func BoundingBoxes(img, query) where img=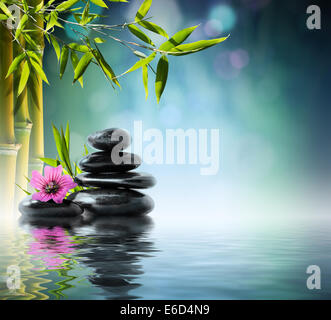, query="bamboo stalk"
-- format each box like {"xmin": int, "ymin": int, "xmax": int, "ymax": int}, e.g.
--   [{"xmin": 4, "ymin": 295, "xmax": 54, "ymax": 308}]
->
[
  {"xmin": 14, "ymin": 31, "xmax": 33, "ymax": 203},
  {"xmin": 27, "ymin": 0, "xmax": 44, "ymax": 176},
  {"xmin": 0, "ymin": 22, "xmax": 20, "ymax": 217},
  {"xmin": 0, "ymin": 23, "xmax": 15, "ymax": 145}
]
